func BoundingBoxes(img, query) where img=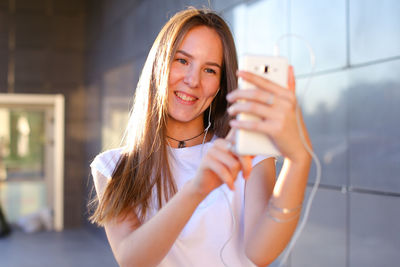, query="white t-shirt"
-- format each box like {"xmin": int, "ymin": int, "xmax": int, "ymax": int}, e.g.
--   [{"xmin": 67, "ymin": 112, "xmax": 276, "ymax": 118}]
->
[{"xmin": 90, "ymin": 138, "xmax": 270, "ymax": 267}]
